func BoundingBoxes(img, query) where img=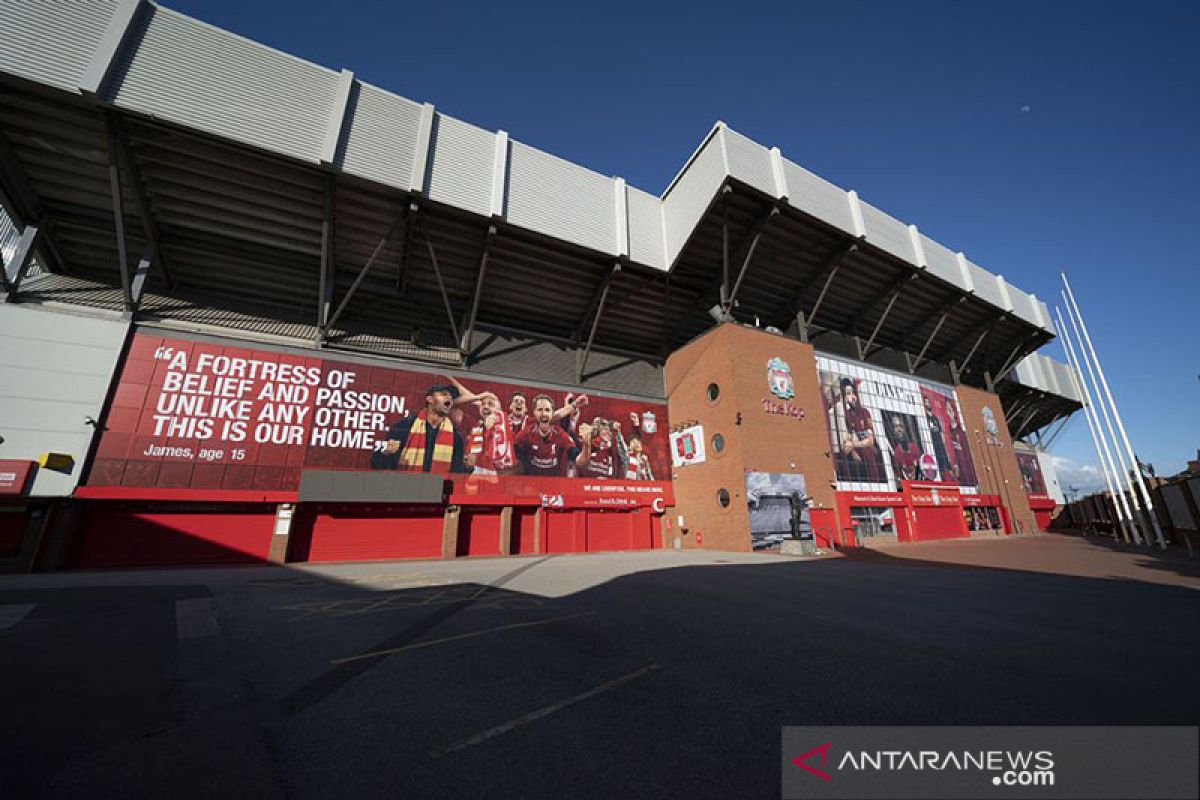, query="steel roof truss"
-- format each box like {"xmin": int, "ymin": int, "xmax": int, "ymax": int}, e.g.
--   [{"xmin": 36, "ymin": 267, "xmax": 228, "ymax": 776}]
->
[
  {"xmin": 724, "ymin": 205, "xmax": 780, "ymax": 317},
  {"xmin": 418, "ymin": 214, "xmax": 462, "ymax": 353},
  {"xmin": 326, "ymin": 217, "xmax": 403, "ymax": 336},
  {"xmin": 910, "ymin": 296, "xmax": 966, "ymax": 373},
  {"xmin": 858, "ymin": 273, "xmax": 917, "ymax": 358},
  {"xmin": 459, "ymin": 225, "xmax": 497, "ymax": 353},
  {"xmin": 316, "ymin": 176, "xmax": 334, "ymax": 341},
  {"xmin": 0, "ymin": 131, "xmax": 69, "ymax": 278},
  {"xmin": 1, "ymin": 222, "xmax": 39, "ymax": 300},
  {"xmin": 577, "ymin": 263, "xmax": 621, "ymax": 383},
  {"xmin": 108, "ymin": 114, "xmax": 175, "ymax": 292}
]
